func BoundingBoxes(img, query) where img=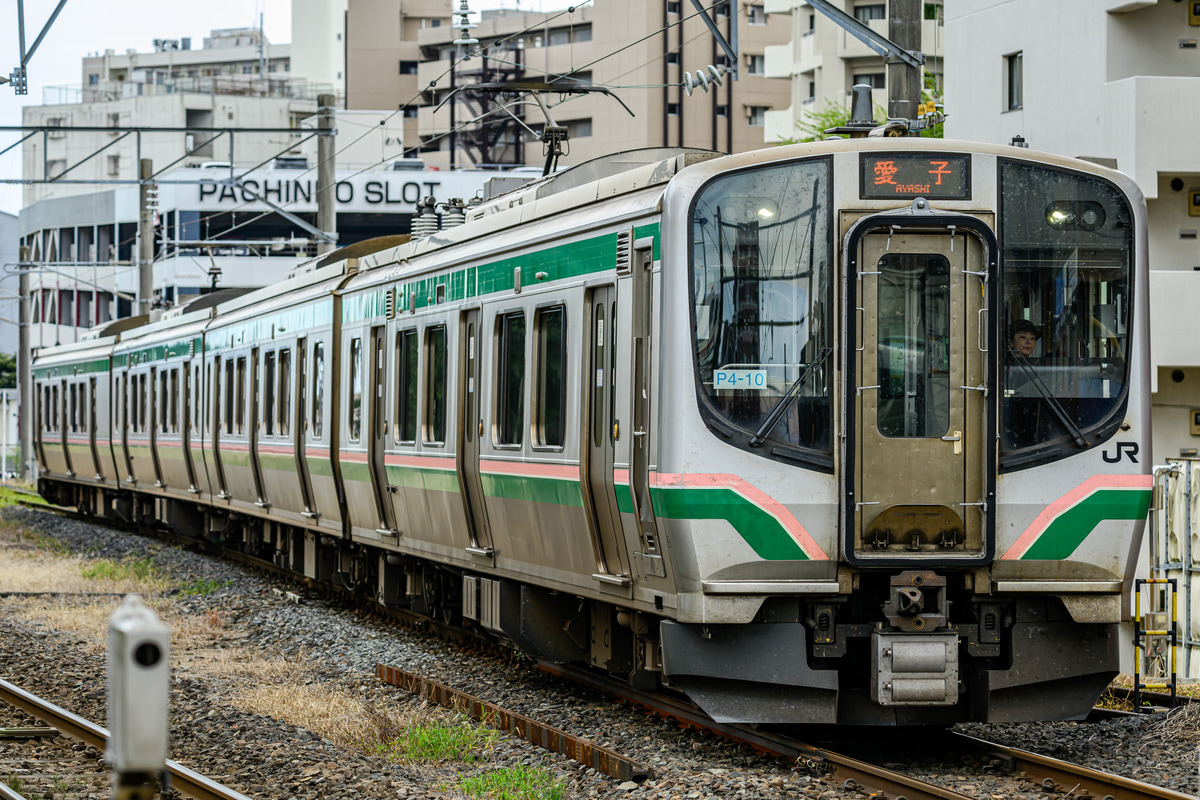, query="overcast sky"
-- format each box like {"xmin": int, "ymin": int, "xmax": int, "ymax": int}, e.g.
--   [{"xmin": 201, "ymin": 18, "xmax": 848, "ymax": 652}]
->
[{"xmin": 0, "ymin": 0, "xmax": 574, "ymax": 216}]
